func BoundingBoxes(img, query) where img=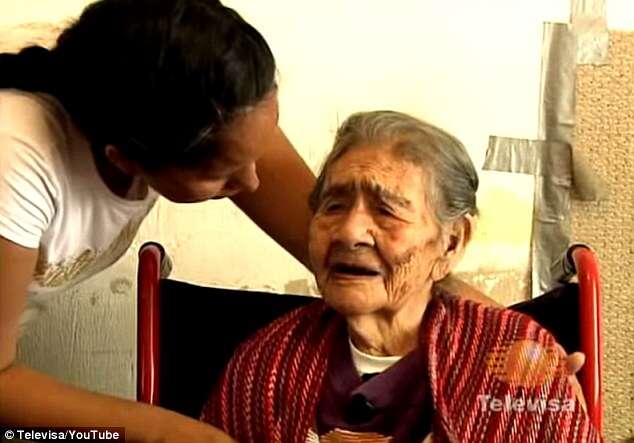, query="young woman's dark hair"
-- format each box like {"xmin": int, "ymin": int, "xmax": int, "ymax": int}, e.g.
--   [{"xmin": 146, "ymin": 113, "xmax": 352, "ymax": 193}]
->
[{"xmin": 0, "ymin": 0, "xmax": 276, "ymax": 168}]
